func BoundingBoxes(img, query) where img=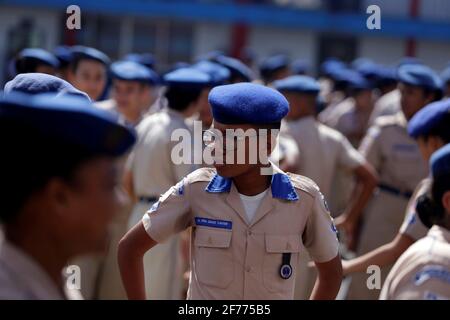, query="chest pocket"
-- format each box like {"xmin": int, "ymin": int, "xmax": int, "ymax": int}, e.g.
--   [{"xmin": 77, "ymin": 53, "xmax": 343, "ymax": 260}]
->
[
  {"xmin": 193, "ymin": 227, "xmax": 234, "ymax": 289},
  {"xmin": 263, "ymin": 234, "xmax": 301, "ymax": 294}
]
